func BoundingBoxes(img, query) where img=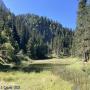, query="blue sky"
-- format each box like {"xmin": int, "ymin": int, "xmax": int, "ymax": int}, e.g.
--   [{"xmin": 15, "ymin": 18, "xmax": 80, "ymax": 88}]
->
[{"xmin": 3, "ymin": 0, "xmax": 78, "ymax": 29}]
